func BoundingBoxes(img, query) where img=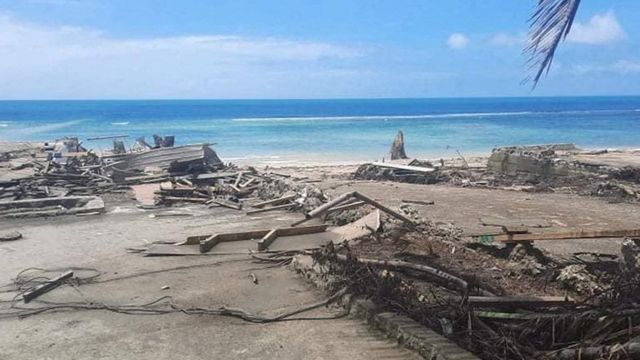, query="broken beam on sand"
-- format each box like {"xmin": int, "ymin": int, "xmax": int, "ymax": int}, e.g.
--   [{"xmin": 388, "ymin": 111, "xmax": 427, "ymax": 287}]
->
[
  {"xmin": 251, "ymin": 194, "xmax": 297, "ymax": 208},
  {"xmin": 22, "ymin": 271, "xmax": 73, "ymax": 303},
  {"xmin": 210, "ymin": 199, "xmax": 242, "ymax": 210},
  {"xmin": 292, "ymin": 191, "xmax": 415, "ymax": 227},
  {"xmin": 473, "ymin": 228, "xmax": 640, "ymax": 243},
  {"xmin": 326, "ymin": 200, "xmax": 366, "ymax": 213},
  {"xmin": 401, "ymin": 199, "xmax": 434, "ymax": 206},
  {"xmin": 246, "ymin": 203, "xmax": 295, "ymax": 215},
  {"xmin": 468, "ymin": 296, "xmax": 573, "ymax": 307},
  {"xmin": 369, "ymin": 162, "xmax": 435, "ymax": 173},
  {"xmin": 257, "ymin": 225, "xmax": 328, "ymax": 251},
  {"xmin": 197, "ymin": 225, "xmax": 328, "ymax": 253}
]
